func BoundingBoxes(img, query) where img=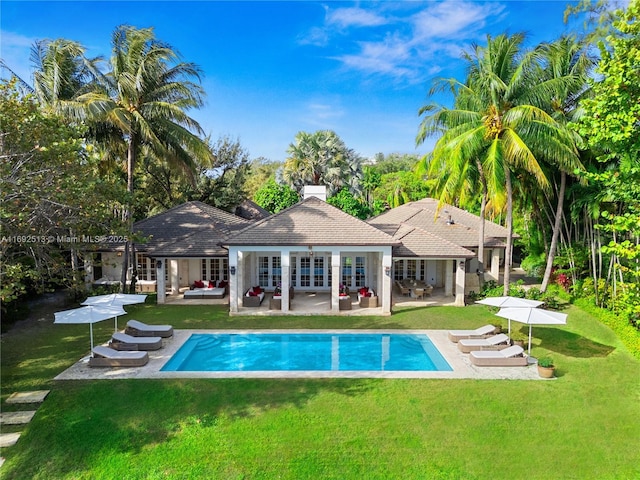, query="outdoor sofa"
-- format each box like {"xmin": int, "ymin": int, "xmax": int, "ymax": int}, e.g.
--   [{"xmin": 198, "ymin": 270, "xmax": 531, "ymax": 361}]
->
[
  {"xmin": 457, "ymin": 333, "xmax": 510, "ymax": 353},
  {"xmin": 125, "ymin": 319, "xmax": 173, "ymax": 338},
  {"xmin": 243, "ymin": 286, "xmax": 265, "ymax": 307},
  {"xmin": 448, "ymin": 324, "xmax": 497, "ymax": 343},
  {"xmin": 183, "ymin": 280, "xmax": 228, "ymax": 299},
  {"xmin": 88, "ymin": 346, "xmax": 149, "ymax": 367},
  {"xmin": 469, "ymin": 345, "xmax": 528, "ymax": 367},
  {"xmin": 109, "ymin": 332, "xmax": 163, "ymax": 351}
]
